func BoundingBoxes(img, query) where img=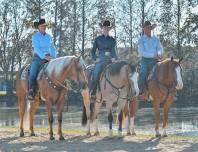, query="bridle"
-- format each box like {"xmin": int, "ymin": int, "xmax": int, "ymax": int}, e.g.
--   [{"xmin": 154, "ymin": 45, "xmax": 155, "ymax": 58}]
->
[
  {"xmin": 103, "ymin": 63, "xmax": 135, "ymax": 102},
  {"xmin": 150, "ymin": 62, "xmax": 182, "ymax": 102}
]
